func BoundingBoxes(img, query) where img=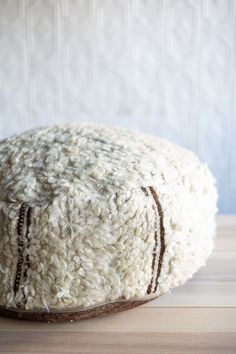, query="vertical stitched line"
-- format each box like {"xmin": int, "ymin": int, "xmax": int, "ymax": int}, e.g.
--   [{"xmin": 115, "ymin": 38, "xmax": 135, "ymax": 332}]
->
[
  {"xmin": 141, "ymin": 186, "xmax": 148, "ymax": 197},
  {"xmin": 141, "ymin": 186, "xmax": 158, "ymax": 294},
  {"xmin": 22, "ymin": 206, "xmax": 32, "ymax": 305},
  {"xmin": 148, "ymin": 186, "xmax": 165, "ymax": 293},
  {"xmin": 14, "ymin": 203, "xmax": 28, "ymax": 295},
  {"xmin": 147, "ymin": 229, "xmax": 158, "ymax": 295},
  {"xmin": 23, "ymin": 206, "xmax": 32, "ymax": 280}
]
